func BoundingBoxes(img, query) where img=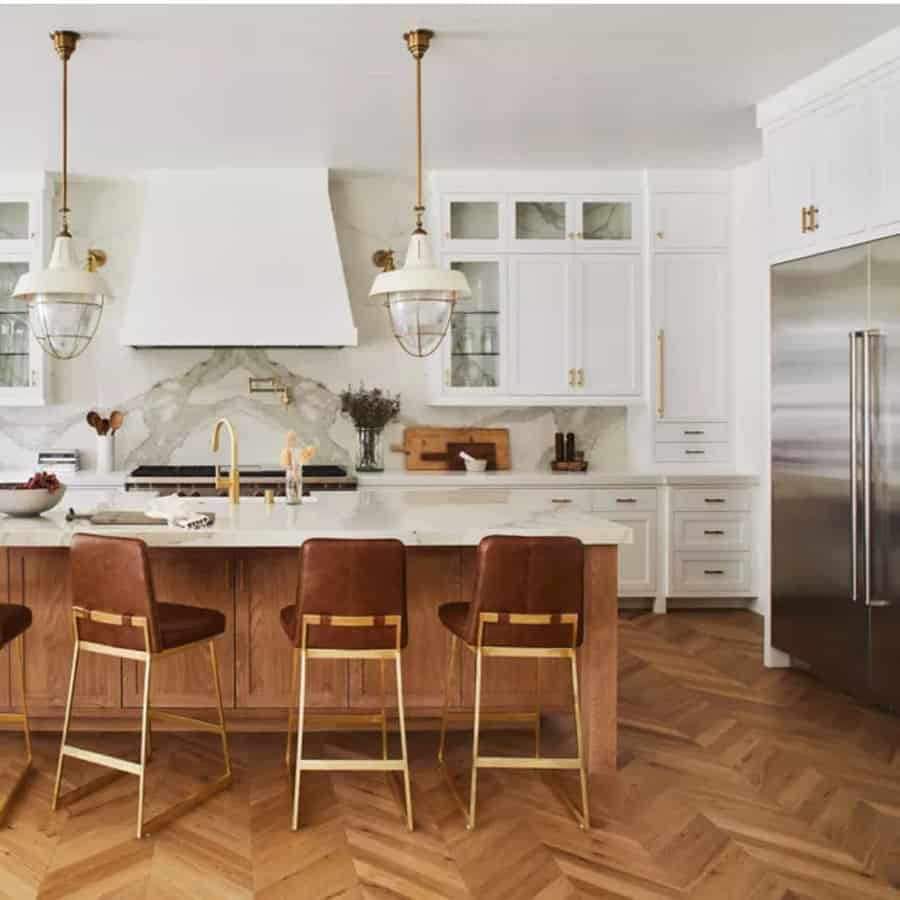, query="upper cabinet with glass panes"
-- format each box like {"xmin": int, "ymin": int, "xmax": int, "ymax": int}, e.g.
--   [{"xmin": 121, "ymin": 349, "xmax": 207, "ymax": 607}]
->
[
  {"xmin": 439, "ymin": 195, "xmax": 507, "ymax": 252},
  {"xmin": 0, "ymin": 173, "xmax": 52, "ymax": 406},
  {"xmin": 509, "ymin": 195, "xmax": 641, "ymax": 252}
]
